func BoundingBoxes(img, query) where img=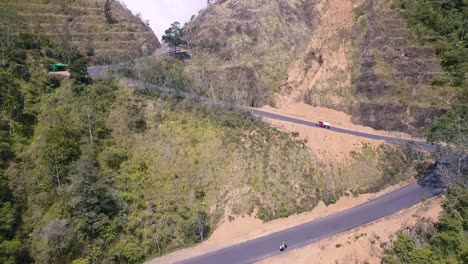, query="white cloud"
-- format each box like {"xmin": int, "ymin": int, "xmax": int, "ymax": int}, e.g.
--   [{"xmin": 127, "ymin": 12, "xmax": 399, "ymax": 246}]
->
[{"xmin": 119, "ymin": 0, "xmax": 206, "ymax": 40}]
